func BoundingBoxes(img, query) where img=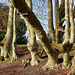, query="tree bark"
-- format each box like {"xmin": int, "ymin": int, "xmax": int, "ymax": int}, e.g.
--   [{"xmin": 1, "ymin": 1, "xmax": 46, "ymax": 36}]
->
[
  {"xmin": 67, "ymin": 0, "xmax": 75, "ymax": 74},
  {"xmin": 55, "ymin": 0, "xmax": 59, "ymax": 43},
  {"xmin": 69, "ymin": 0, "xmax": 74, "ymax": 44},
  {"xmin": 0, "ymin": 3, "xmax": 13, "ymax": 58},
  {"xmin": 63, "ymin": 0, "xmax": 69, "ymax": 44},
  {"xmin": 48, "ymin": 0, "xmax": 55, "ymax": 44},
  {"xmin": 9, "ymin": 0, "xmax": 58, "ymax": 70},
  {"xmin": 62, "ymin": 0, "xmax": 70, "ymax": 69},
  {"xmin": 26, "ymin": 0, "xmax": 39, "ymax": 66},
  {"xmin": 59, "ymin": 0, "xmax": 65, "ymax": 26},
  {"xmin": 12, "ymin": 8, "xmax": 18, "ymax": 60},
  {"xmin": 62, "ymin": 0, "xmax": 74, "ymax": 69},
  {"xmin": 67, "ymin": 56, "xmax": 75, "ymax": 75}
]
